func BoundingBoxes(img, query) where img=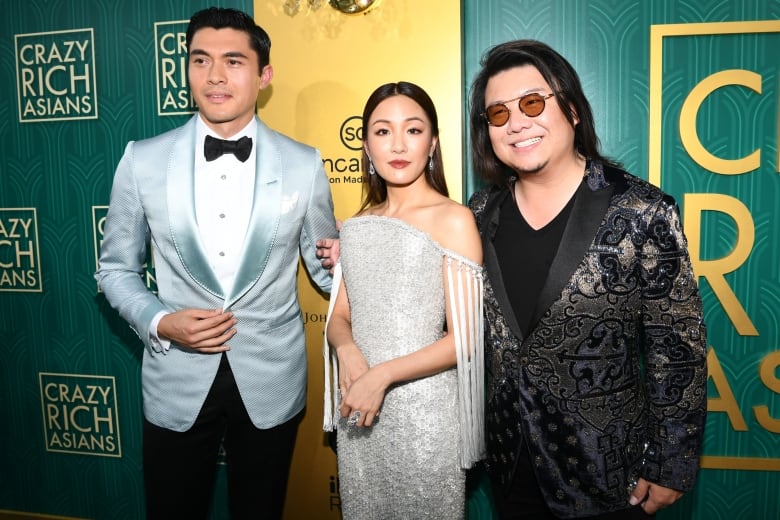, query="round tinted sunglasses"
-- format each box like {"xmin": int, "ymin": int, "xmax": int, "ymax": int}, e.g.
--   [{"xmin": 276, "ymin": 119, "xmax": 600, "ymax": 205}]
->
[{"xmin": 483, "ymin": 92, "xmax": 555, "ymax": 126}]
